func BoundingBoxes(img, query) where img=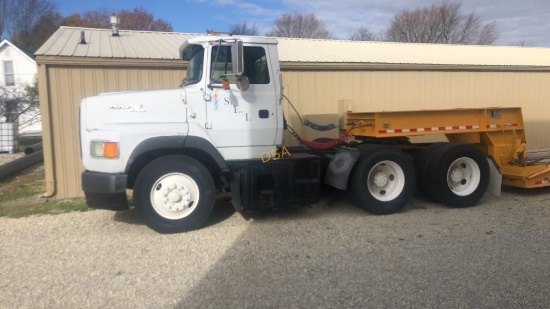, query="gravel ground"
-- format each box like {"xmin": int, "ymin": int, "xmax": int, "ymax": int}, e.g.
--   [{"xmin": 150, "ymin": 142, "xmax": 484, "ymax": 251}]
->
[{"xmin": 0, "ymin": 189, "xmax": 549, "ymax": 308}]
